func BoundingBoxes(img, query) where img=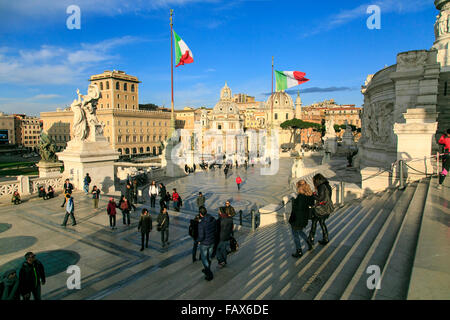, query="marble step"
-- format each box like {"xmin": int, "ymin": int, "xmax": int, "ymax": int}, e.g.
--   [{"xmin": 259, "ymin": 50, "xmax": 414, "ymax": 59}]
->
[
  {"xmin": 285, "ymin": 190, "xmax": 398, "ymax": 300},
  {"xmin": 321, "ymin": 181, "xmax": 418, "ymax": 300},
  {"xmin": 372, "ymin": 178, "xmax": 429, "ymax": 300},
  {"xmin": 208, "ymin": 193, "xmax": 388, "ymax": 300}
]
